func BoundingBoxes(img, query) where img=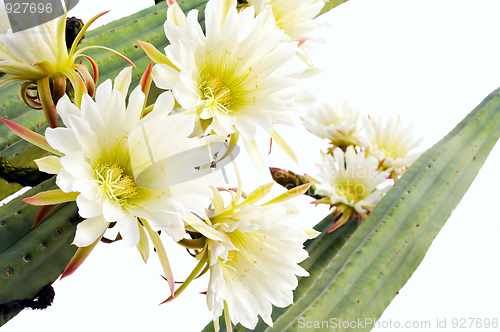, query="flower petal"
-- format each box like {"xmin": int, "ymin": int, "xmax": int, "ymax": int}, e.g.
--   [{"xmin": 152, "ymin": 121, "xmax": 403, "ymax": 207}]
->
[
  {"xmin": 73, "ymin": 215, "xmax": 109, "ymax": 247},
  {"xmin": 35, "ymin": 156, "xmax": 62, "ymax": 174},
  {"xmin": 152, "ymin": 63, "xmax": 180, "ymax": 89},
  {"xmin": 102, "ymin": 198, "xmax": 125, "ymax": 221},
  {"xmin": 76, "ymin": 195, "xmax": 103, "ymax": 219},
  {"xmin": 114, "ymin": 66, "xmax": 133, "ymax": 98},
  {"xmin": 117, "ymin": 215, "xmax": 140, "ymax": 247},
  {"xmin": 45, "ymin": 127, "xmax": 81, "ymax": 155}
]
